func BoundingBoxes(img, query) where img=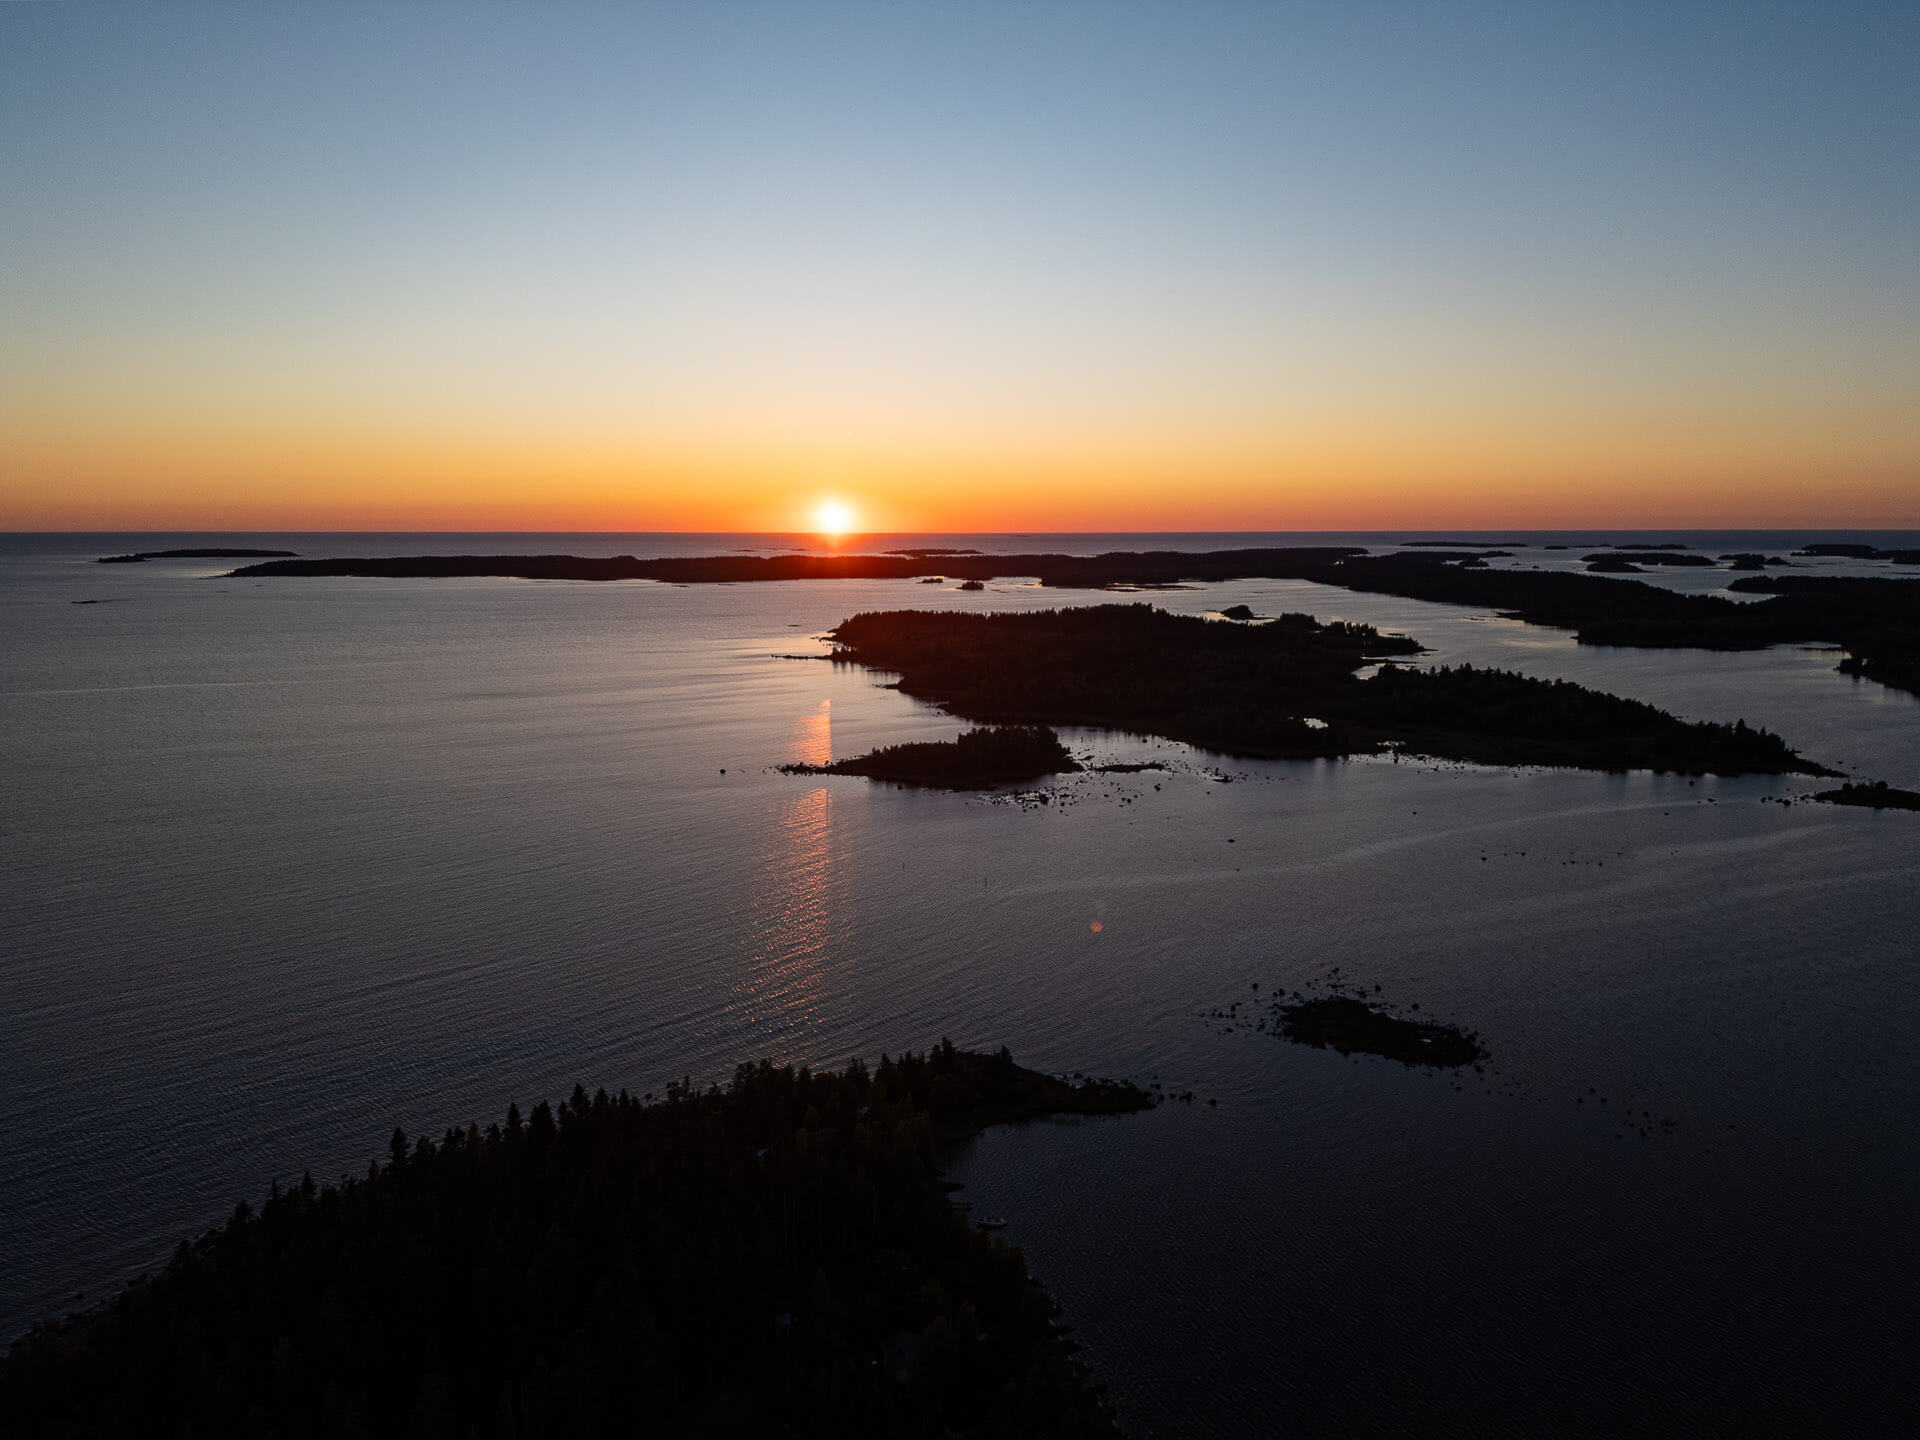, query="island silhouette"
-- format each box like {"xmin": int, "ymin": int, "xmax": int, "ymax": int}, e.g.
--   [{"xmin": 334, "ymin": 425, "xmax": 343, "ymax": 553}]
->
[
  {"xmin": 228, "ymin": 547, "xmax": 1920, "ymax": 698},
  {"xmin": 784, "ymin": 724, "xmax": 1080, "ymax": 789},
  {"xmin": 813, "ymin": 604, "xmax": 1826, "ymax": 775},
  {"xmin": 0, "ymin": 1045, "xmax": 1148, "ymax": 1438},
  {"xmin": 1277, "ymin": 996, "xmax": 1484, "ymax": 1068},
  {"xmin": 1812, "ymin": 781, "xmax": 1920, "ymax": 812},
  {"xmin": 100, "ymin": 548, "xmax": 297, "ymax": 563}
]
